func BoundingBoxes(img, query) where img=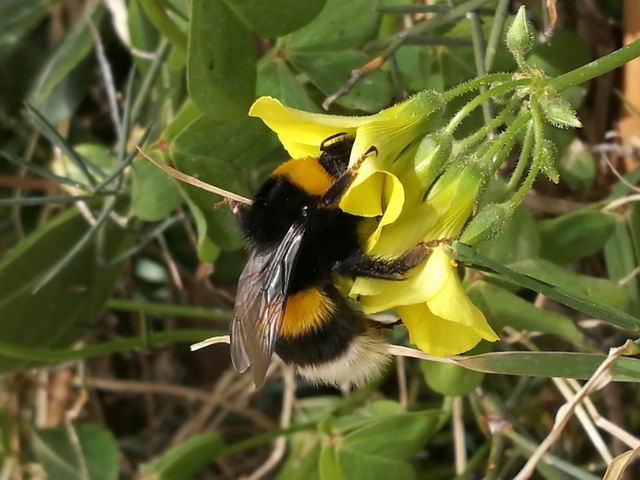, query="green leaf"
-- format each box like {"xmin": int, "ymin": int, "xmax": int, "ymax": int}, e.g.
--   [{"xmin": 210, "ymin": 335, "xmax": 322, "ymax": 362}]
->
[
  {"xmin": 138, "ymin": 0, "xmax": 187, "ymax": 52},
  {"xmin": 319, "ymin": 444, "xmax": 344, "ymax": 480},
  {"xmin": 0, "ymin": 0, "xmax": 48, "ymax": 55},
  {"xmin": 508, "ymin": 258, "xmax": 627, "ymax": 310},
  {"xmin": 128, "ymin": 0, "xmax": 159, "ymax": 74},
  {"xmin": 257, "ymin": 58, "xmax": 319, "ymax": 111},
  {"xmin": 187, "ymin": 0, "xmax": 256, "ymax": 119},
  {"xmin": 468, "ymin": 282, "xmax": 582, "ymax": 345},
  {"xmin": 395, "ymin": 46, "xmax": 439, "ymax": 93},
  {"xmin": 288, "ymin": 50, "xmax": 393, "ymax": 112},
  {"xmin": 131, "ymin": 157, "xmax": 182, "ymax": 221},
  {"xmin": 287, "ymin": 0, "xmax": 380, "ymax": 52},
  {"xmin": 140, "ymin": 432, "xmax": 223, "ymax": 480},
  {"xmin": 222, "ymin": 0, "xmax": 326, "ymax": 37},
  {"xmin": 54, "ymin": 144, "xmax": 115, "ymax": 188},
  {"xmin": 171, "ymin": 115, "xmax": 276, "ymax": 256},
  {"xmin": 30, "ymin": 3, "xmax": 104, "ymax": 106},
  {"xmin": 421, "ymin": 359, "xmax": 486, "ymax": 397},
  {"xmin": 342, "ymin": 412, "xmax": 436, "ymax": 460},
  {"xmin": 607, "ymin": 166, "xmax": 640, "ymax": 201},
  {"xmin": 559, "ymin": 141, "xmax": 596, "ymax": 194},
  {"xmin": 161, "ymin": 100, "xmax": 202, "ymax": 143},
  {"xmin": 30, "ymin": 423, "xmax": 118, "ymax": 480},
  {"xmin": 540, "ymin": 209, "xmax": 617, "ymax": 264},
  {"xmin": 0, "ymin": 207, "xmax": 132, "ymax": 373},
  {"xmin": 334, "ymin": 412, "xmax": 438, "ymax": 480},
  {"xmin": 276, "ymin": 439, "xmax": 321, "ymax": 480},
  {"xmin": 454, "ymin": 242, "xmax": 640, "ymax": 333},
  {"xmin": 604, "ymin": 215, "xmax": 640, "ymax": 313},
  {"xmin": 34, "ymin": 56, "xmax": 93, "ymax": 124},
  {"xmin": 457, "ymin": 351, "xmax": 640, "ymax": 383},
  {"xmin": 337, "ymin": 449, "xmax": 415, "ymax": 480}
]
